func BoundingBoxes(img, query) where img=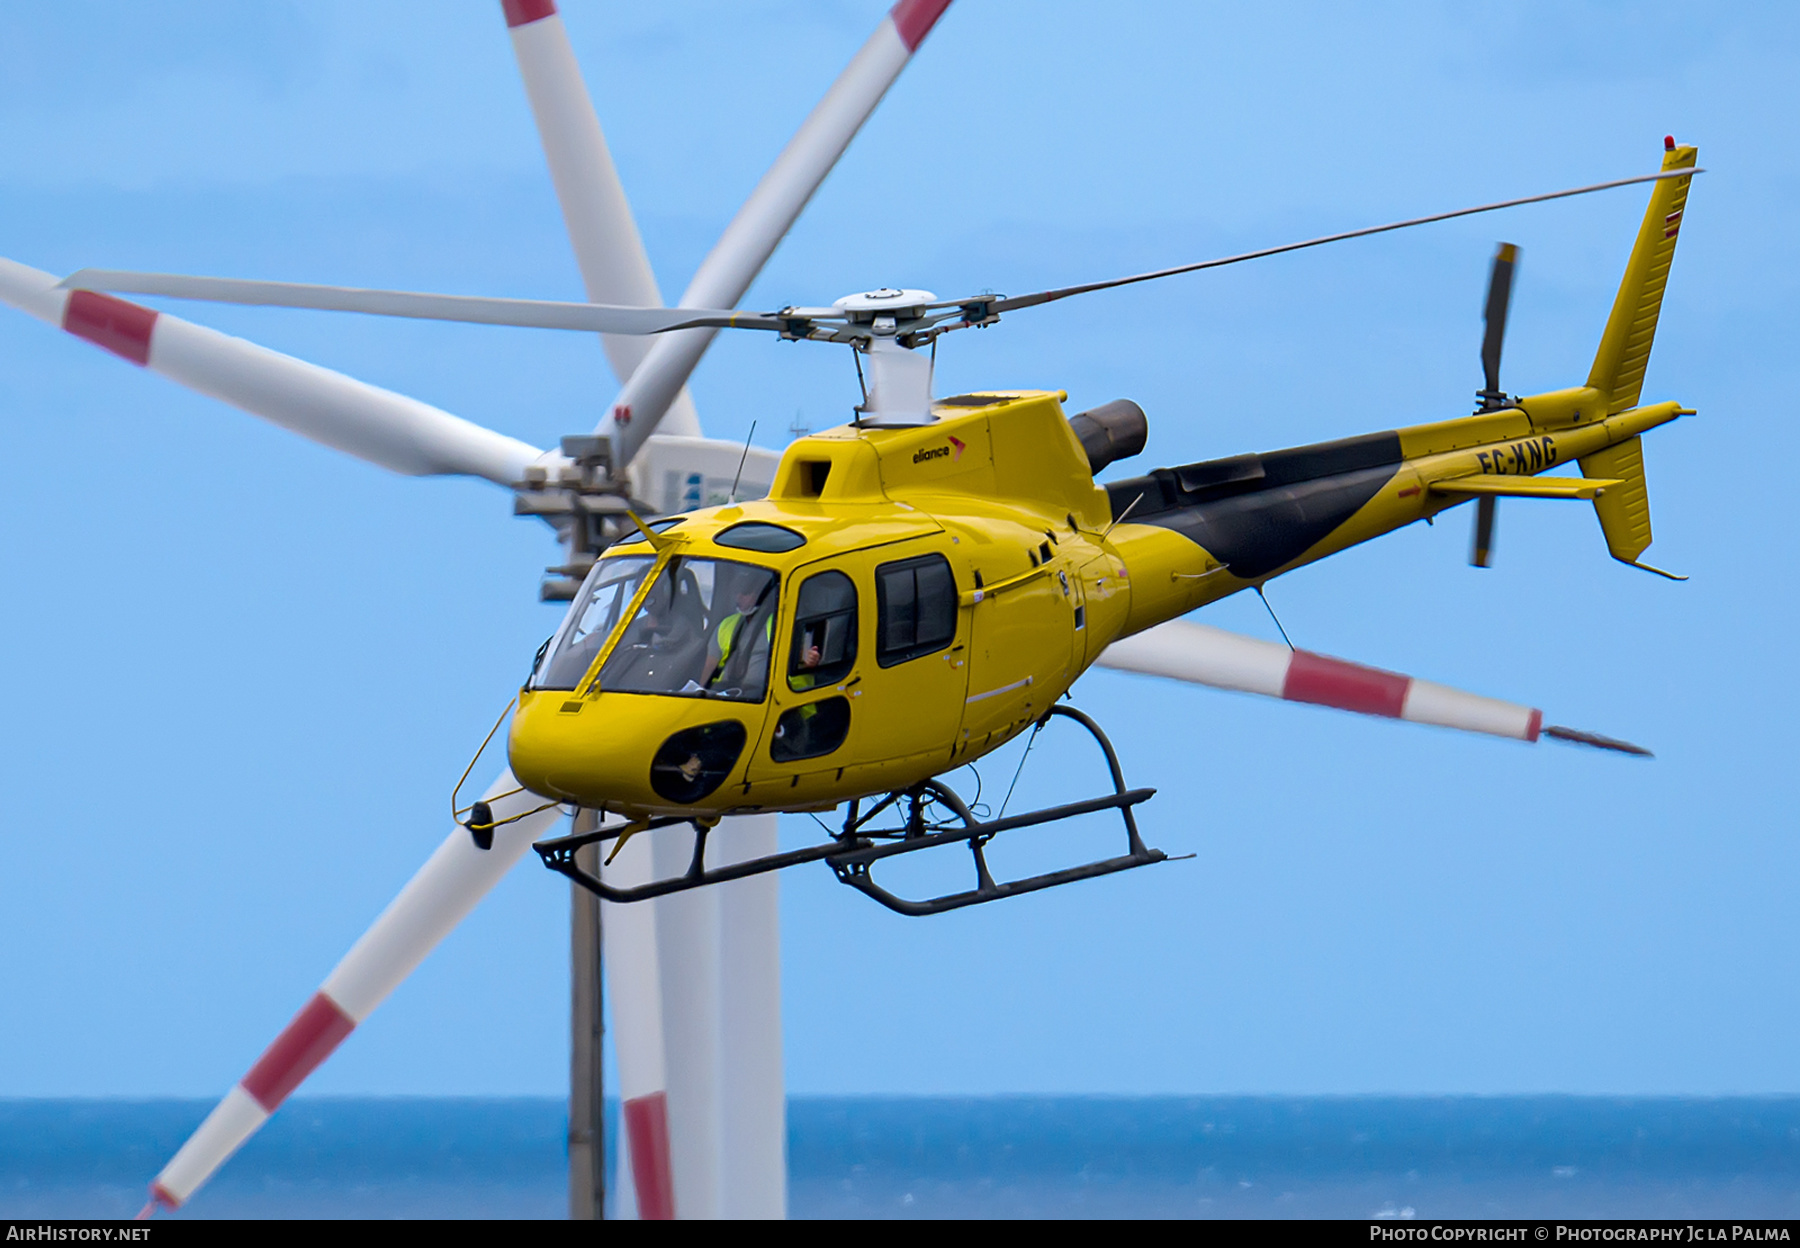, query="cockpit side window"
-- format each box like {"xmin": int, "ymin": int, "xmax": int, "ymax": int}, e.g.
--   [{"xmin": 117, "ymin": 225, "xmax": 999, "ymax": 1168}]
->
[
  {"xmin": 789, "ymin": 570, "xmax": 858, "ymax": 690},
  {"xmin": 532, "ymin": 555, "xmax": 655, "ymax": 691},
  {"xmin": 875, "ymin": 553, "xmax": 958, "ymax": 667}
]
